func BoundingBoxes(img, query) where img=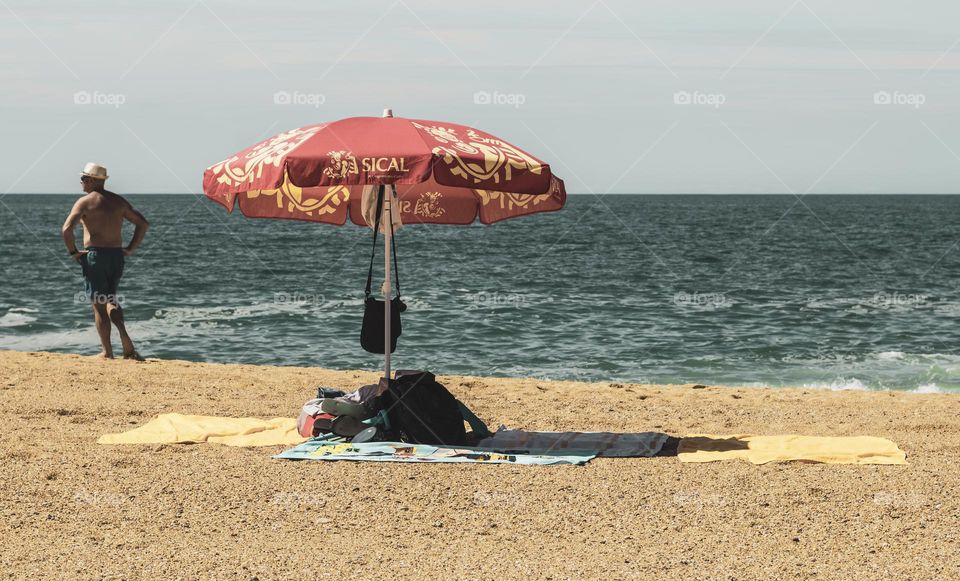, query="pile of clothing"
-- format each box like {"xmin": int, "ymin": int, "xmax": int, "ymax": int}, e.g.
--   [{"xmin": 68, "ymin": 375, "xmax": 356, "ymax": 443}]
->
[{"xmin": 297, "ymin": 384, "xmax": 383, "ymax": 441}]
